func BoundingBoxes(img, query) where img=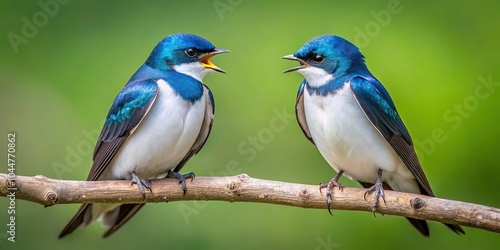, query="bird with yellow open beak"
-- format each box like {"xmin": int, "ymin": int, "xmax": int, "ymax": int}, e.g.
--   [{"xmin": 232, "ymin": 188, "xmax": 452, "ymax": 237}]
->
[{"xmin": 59, "ymin": 33, "xmax": 229, "ymax": 238}]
